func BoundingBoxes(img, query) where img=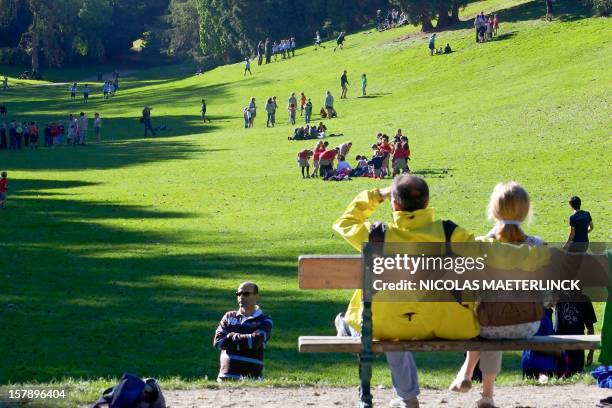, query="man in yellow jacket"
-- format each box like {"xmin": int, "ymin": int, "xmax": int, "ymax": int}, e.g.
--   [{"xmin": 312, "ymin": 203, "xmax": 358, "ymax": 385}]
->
[{"xmin": 333, "ymin": 174, "xmax": 480, "ymax": 408}]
